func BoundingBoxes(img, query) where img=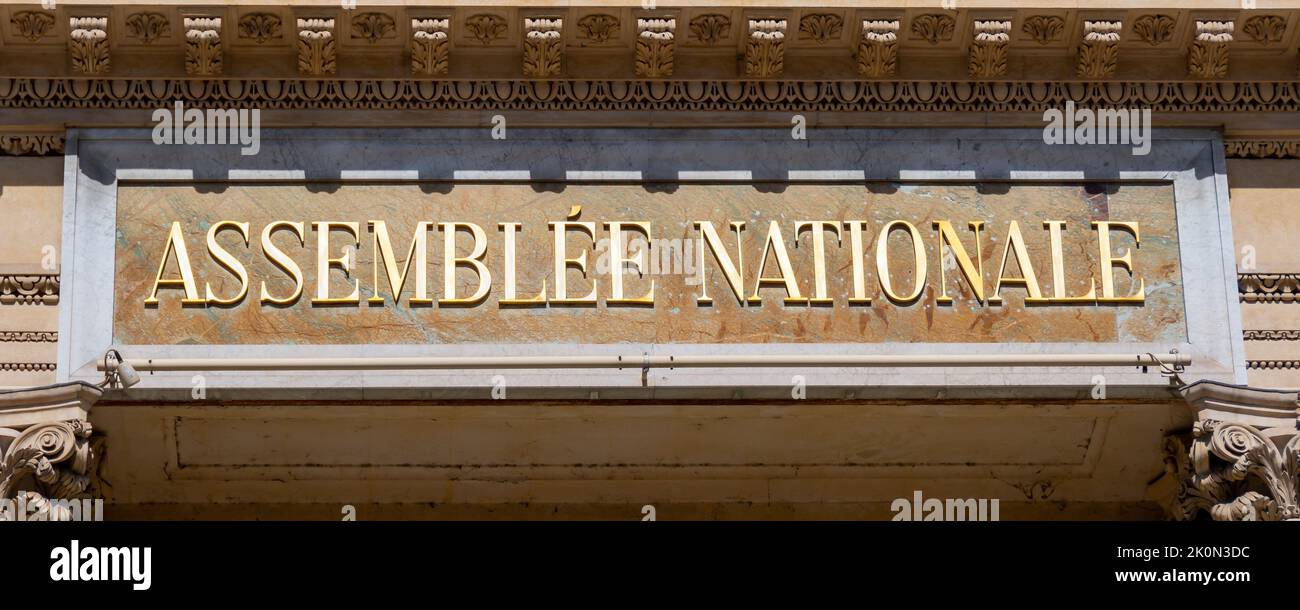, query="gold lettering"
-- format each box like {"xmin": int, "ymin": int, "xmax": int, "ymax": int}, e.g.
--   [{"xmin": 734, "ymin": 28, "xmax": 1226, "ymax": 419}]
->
[
  {"xmin": 312, "ymin": 221, "xmax": 361, "ymax": 305},
  {"xmin": 549, "ymin": 220, "xmax": 598, "ymax": 304},
  {"xmin": 695, "ymin": 221, "xmax": 747, "ymax": 305},
  {"xmin": 876, "ymin": 220, "xmax": 927, "ymax": 305},
  {"xmin": 1093, "ymin": 221, "xmax": 1145, "ymax": 303},
  {"xmin": 498, "ymin": 222, "xmax": 547, "ymax": 305},
  {"xmin": 933, "ymin": 220, "xmax": 985, "ymax": 305},
  {"xmin": 439, "ymin": 222, "xmax": 492, "ymax": 306},
  {"xmin": 145, "ymin": 221, "xmax": 203, "ymax": 305},
  {"xmin": 205, "ymin": 220, "xmax": 251, "ymax": 305},
  {"xmin": 368, "ymin": 220, "xmax": 432, "ymax": 305},
  {"xmin": 259, "ymin": 221, "xmax": 305, "ymax": 306},
  {"xmin": 843, "ymin": 221, "xmax": 872, "ymax": 305},
  {"xmin": 990, "ymin": 220, "xmax": 1048, "ymax": 304},
  {"xmin": 795, "ymin": 221, "xmax": 841, "ymax": 304},
  {"xmin": 749, "ymin": 220, "xmax": 805, "ymax": 304},
  {"xmin": 605, "ymin": 221, "xmax": 655, "ymax": 305},
  {"xmin": 1044, "ymin": 221, "xmax": 1097, "ymax": 303}
]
